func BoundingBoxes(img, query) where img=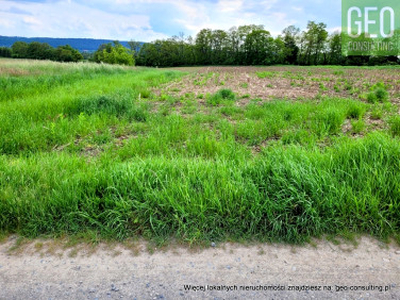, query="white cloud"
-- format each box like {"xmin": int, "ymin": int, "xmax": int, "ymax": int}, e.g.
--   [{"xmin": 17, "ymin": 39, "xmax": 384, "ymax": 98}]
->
[
  {"xmin": 23, "ymin": 16, "xmax": 42, "ymax": 26},
  {"xmin": 328, "ymin": 26, "xmax": 342, "ymax": 34},
  {"xmin": 0, "ymin": 0, "xmax": 342, "ymax": 41},
  {"xmin": 217, "ymin": 0, "xmax": 243, "ymax": 13},
  {"xmin": 0, "ymin": 0, "xmax": 168, "ymax": 41}
]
